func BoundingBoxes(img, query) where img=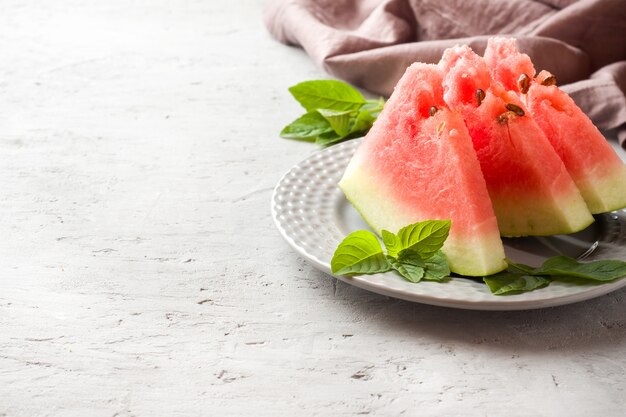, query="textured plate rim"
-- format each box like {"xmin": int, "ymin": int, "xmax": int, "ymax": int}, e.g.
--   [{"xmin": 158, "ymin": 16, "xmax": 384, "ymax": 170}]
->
[{"xmin": 271, "ymin": 140, "xmax": 626, "ymax": 311}]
